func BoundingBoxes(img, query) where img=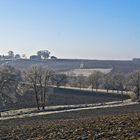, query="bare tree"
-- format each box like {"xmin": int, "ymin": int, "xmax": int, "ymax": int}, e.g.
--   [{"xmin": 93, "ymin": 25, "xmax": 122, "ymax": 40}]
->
[
  {"xmin": 0, "ymin": 65, "xmax": 20, "ymax": 116},
  {"xmin": 37, "ymin": 50, "xmax": 50, "ymax": 59},
  {"xmin": 22, "ymin": 54, "xmax": 27, "ymax": 59},
  {"xmin": 24, "ymin": 65, "xmax": 52, "ymax": 110},
  {"xmin": 8, "ymin": 50, "xmax": 14, "ymax": 58},
  {"xmin": 88, "ymin": 71, "xmax": 104, "ymax": 92},
  {"xmin": 112, "ymin": 73, "xmax": 125, "ymax": 94},
  {"xmin": 103, "ymin": 75, "xmax": 113, "ymax": 93},
  {"xmin": 129, "ymin": 70, "xmax": 140, "ymax": 98},
  {"xmin": 77, "ymin": 74, "xmax": 86, "ymax": 90},
  {"xmin": 52, "ymin": 73, "xmax": 67, "ymax": 88},
  {"xmin": 124, "ymin": 75, "xmax": 131, "ymax": 94},
  {"xmin": 67, "ymin": 72, "xmax": 77, "ymax": 87}
]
